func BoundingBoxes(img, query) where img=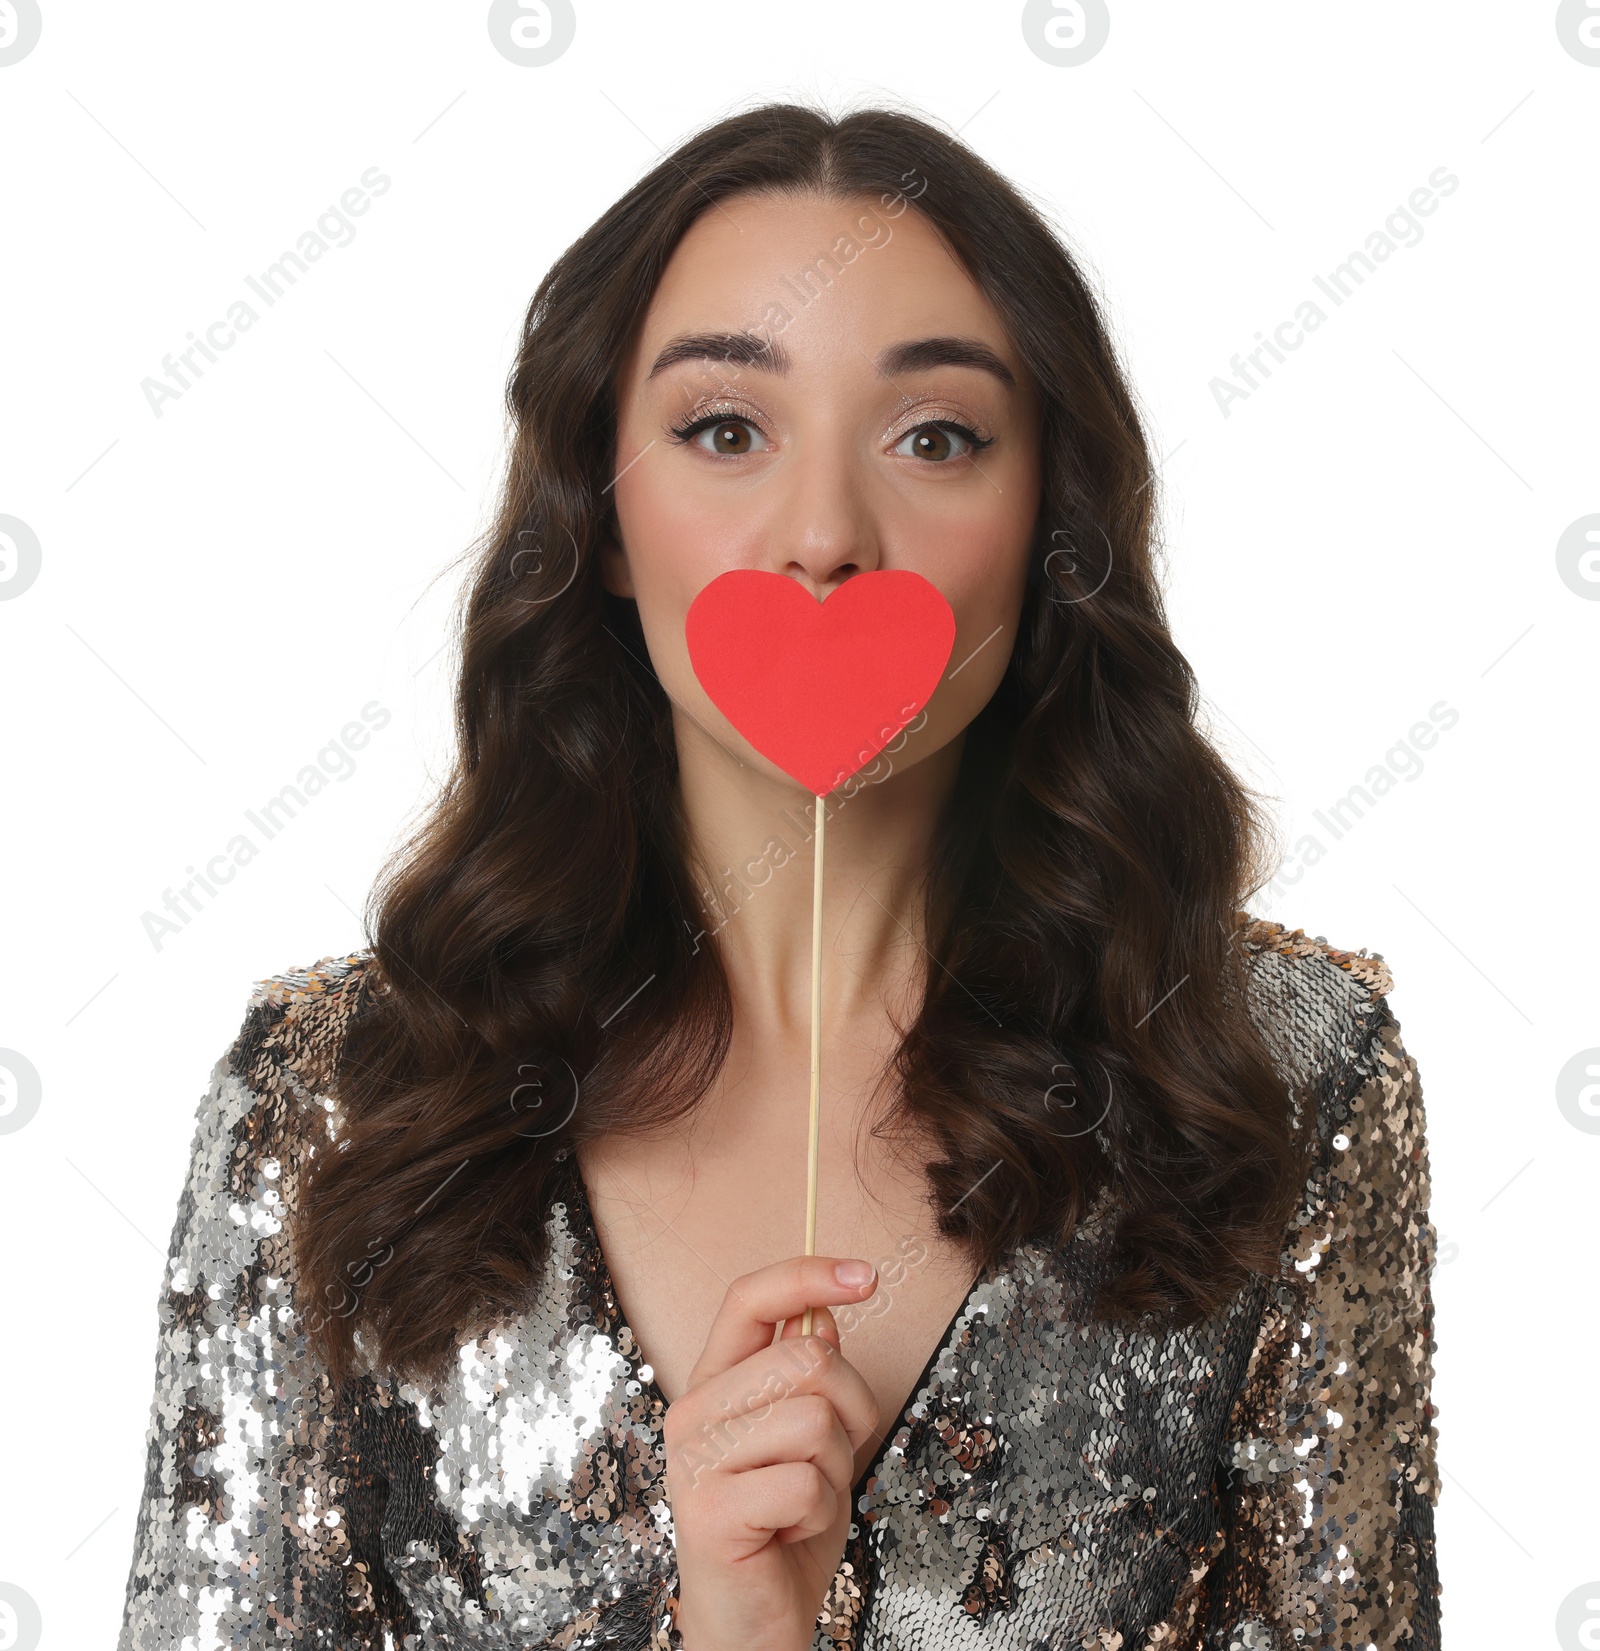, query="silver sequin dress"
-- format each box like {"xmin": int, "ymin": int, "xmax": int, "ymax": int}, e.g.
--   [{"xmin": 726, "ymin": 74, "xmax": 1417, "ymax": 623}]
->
[{"xmin": 117, "ymin": 919, "xmax": 1441, "ymax": 1649}]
